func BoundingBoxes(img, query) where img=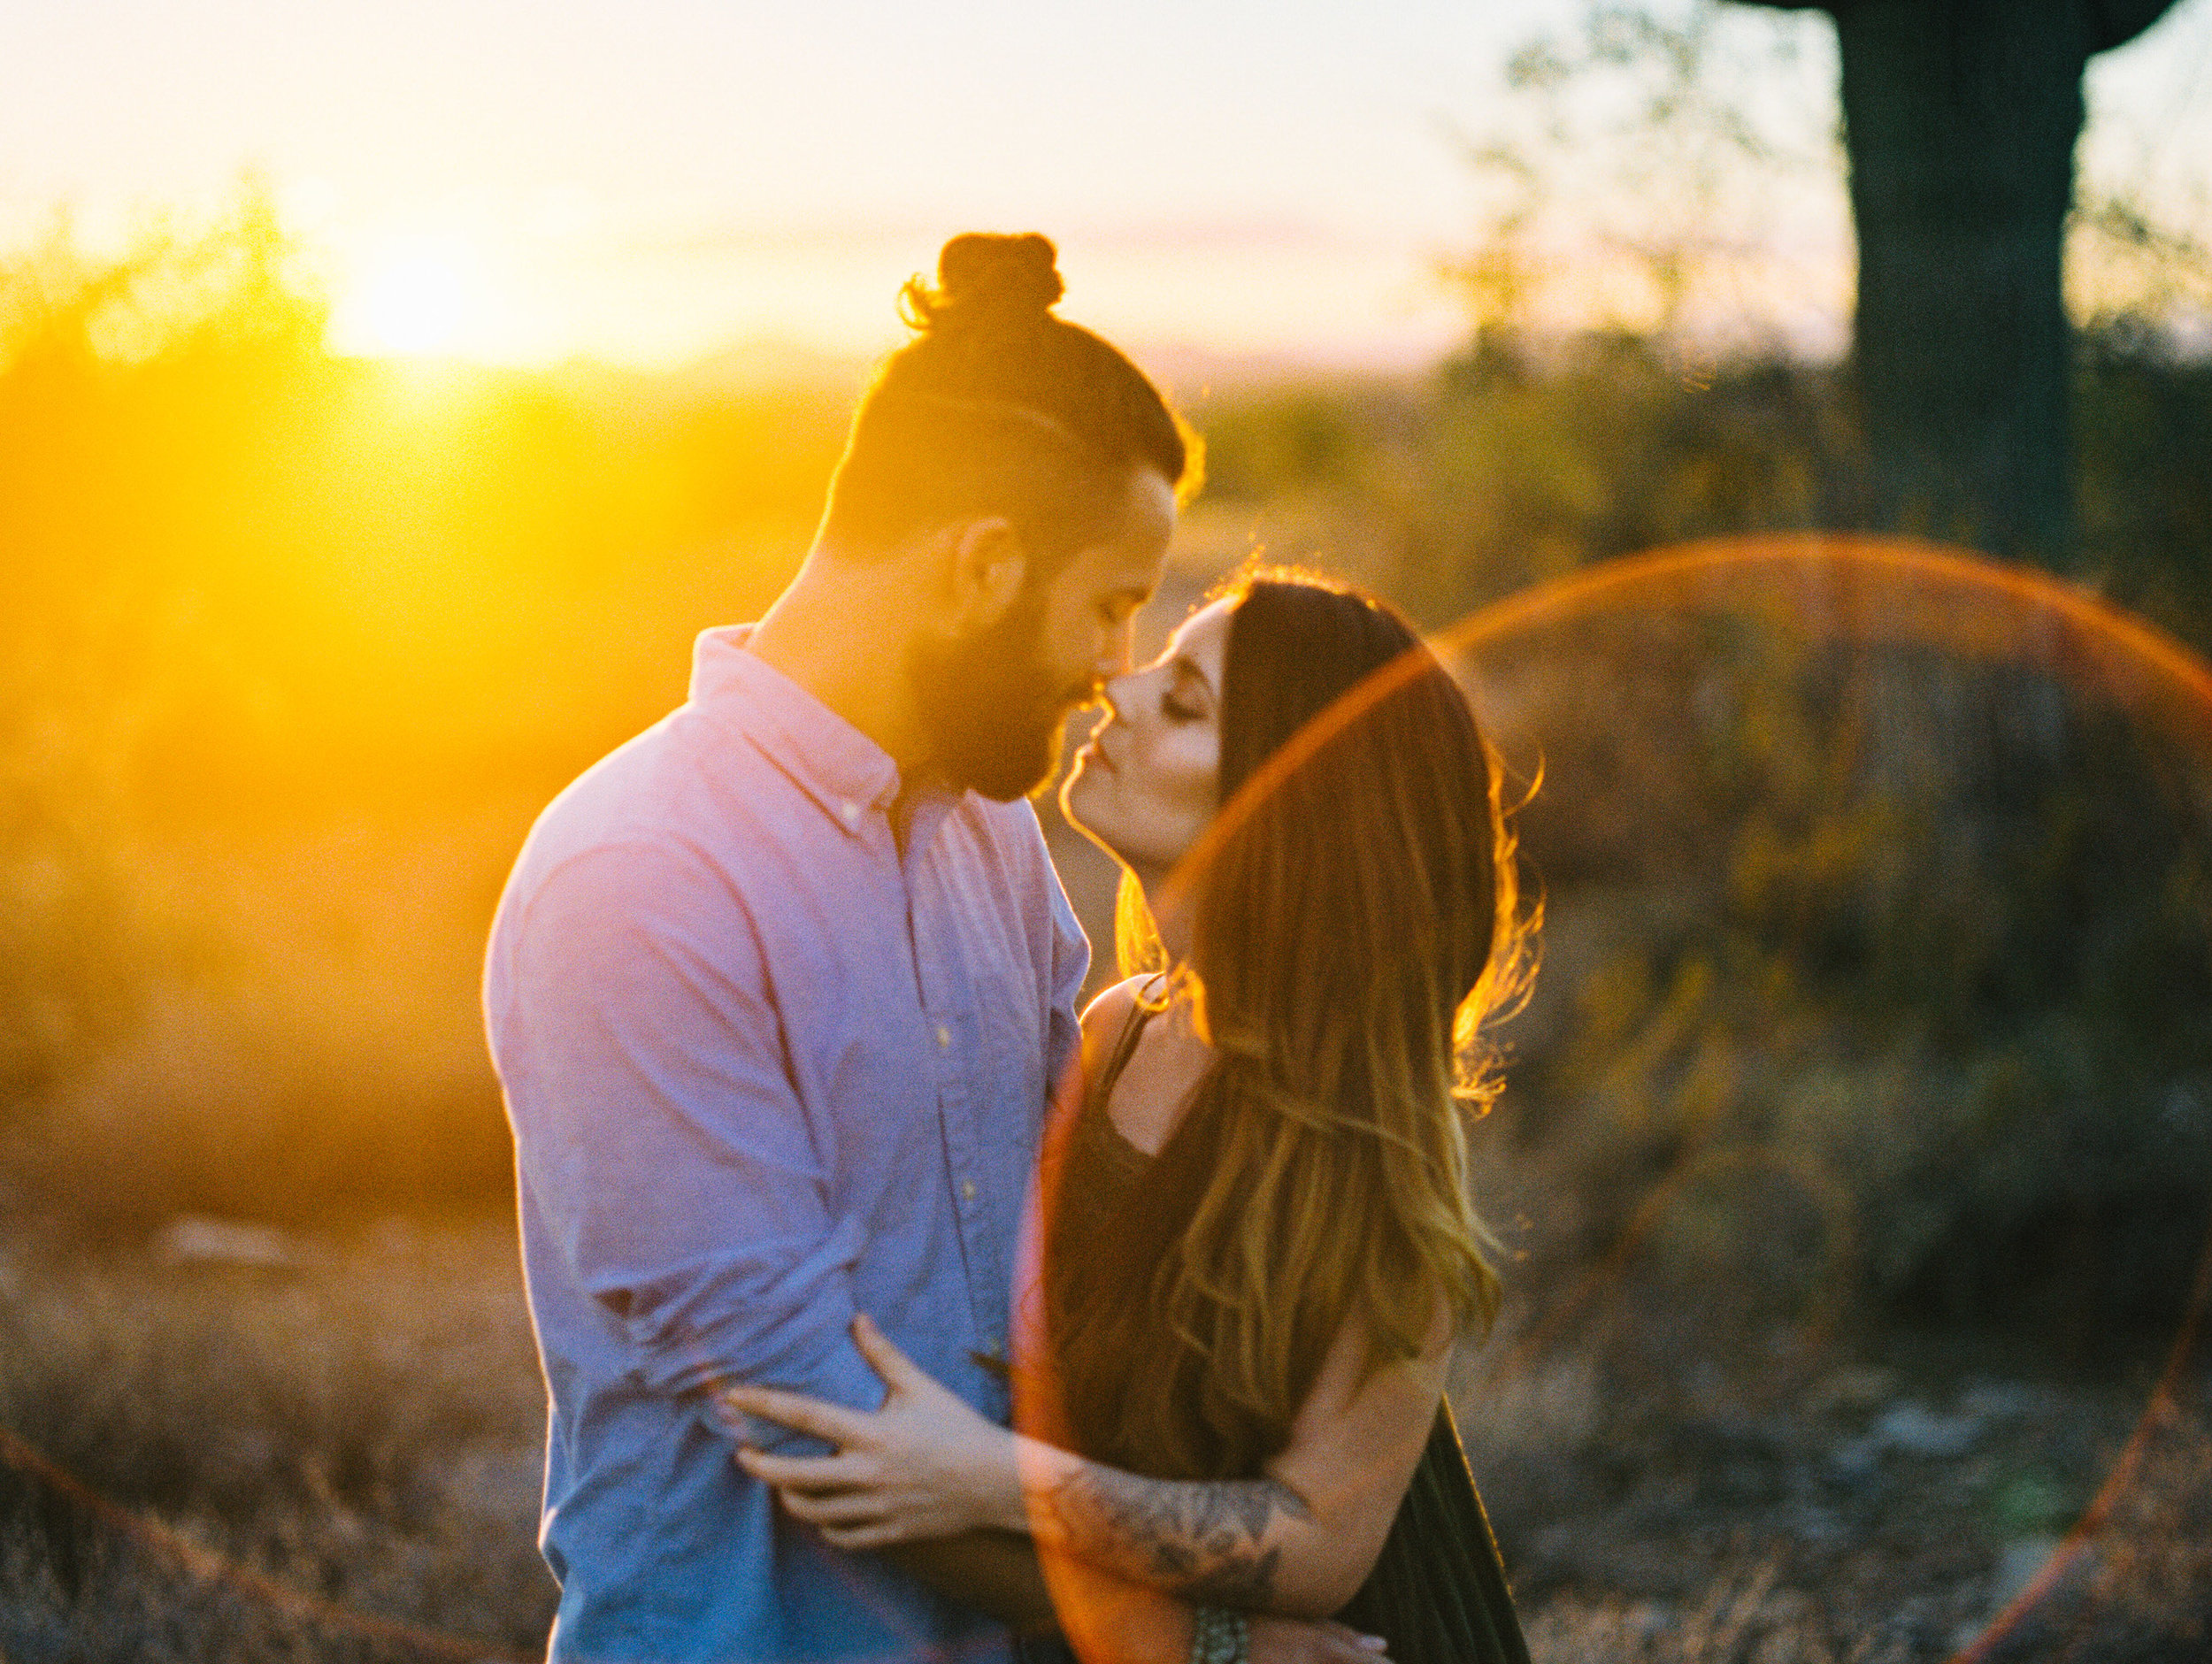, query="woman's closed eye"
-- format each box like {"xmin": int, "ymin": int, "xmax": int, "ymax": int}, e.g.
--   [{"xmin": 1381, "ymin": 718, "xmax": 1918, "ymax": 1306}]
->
[{"xmin": 1162, "ymin": 693, "xmax": 1204, "ymax": 723}]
